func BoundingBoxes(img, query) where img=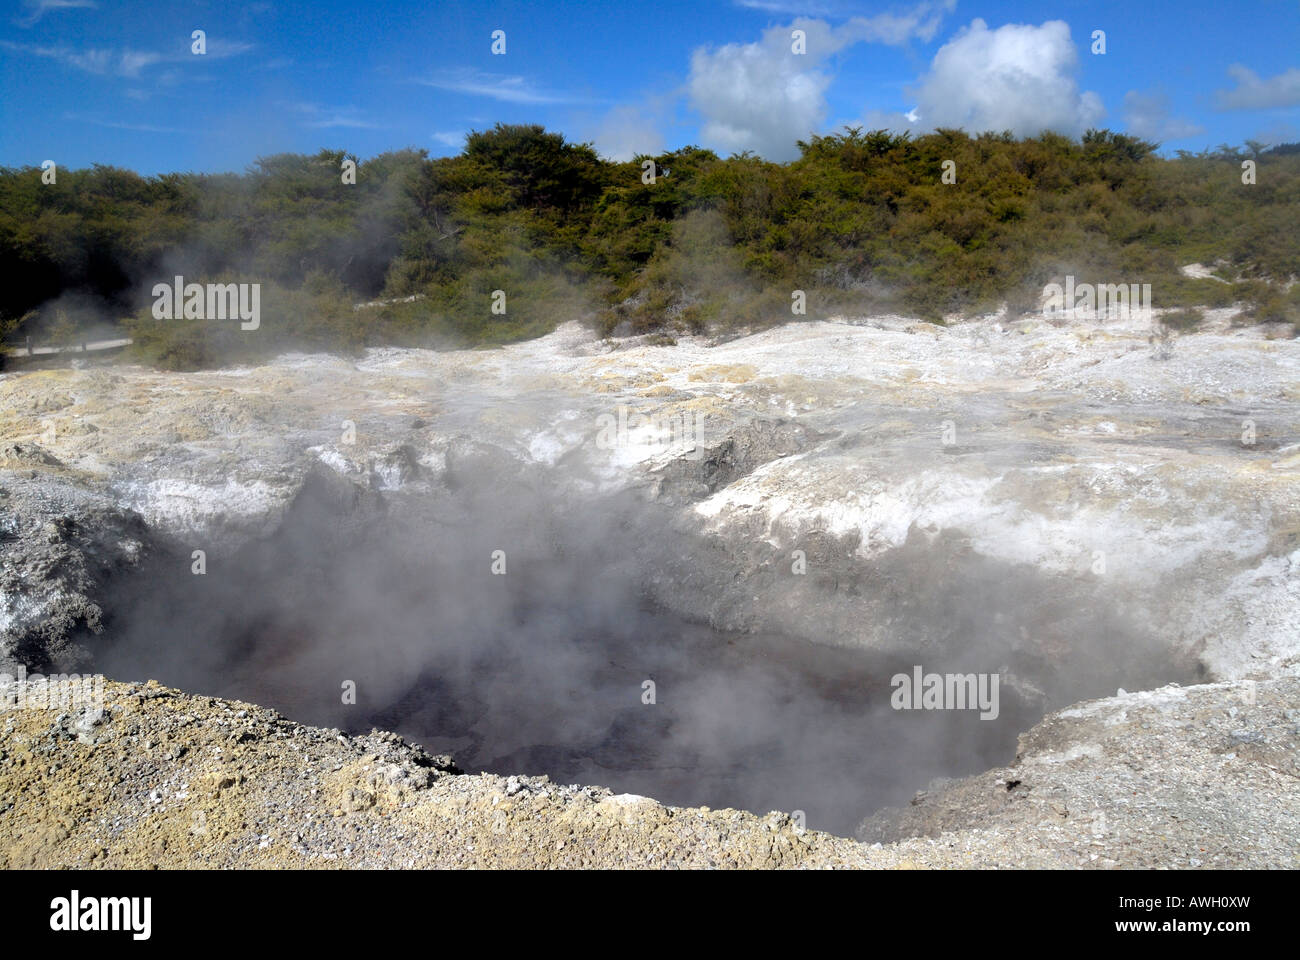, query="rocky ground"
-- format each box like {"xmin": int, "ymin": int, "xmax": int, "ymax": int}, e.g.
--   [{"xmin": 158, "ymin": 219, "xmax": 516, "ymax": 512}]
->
[
  {"xmin": 859, "ymin": 676, "xmax": 1300, "ymax": 868},
  {"xmin": 1, "ymin": 305, "xmax": 1297, "ymax": 867},
  {"xmin": 0, "ymin": 679, "xmax": 874, "ymax": 869},
  {"xmin": 1, "ymin": 676, "xmax": 1294, "ymax": 869}
]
